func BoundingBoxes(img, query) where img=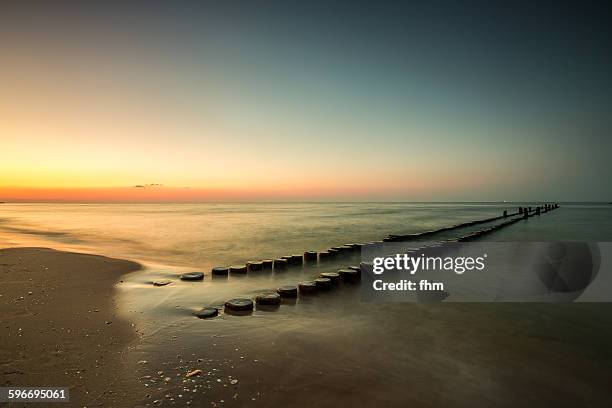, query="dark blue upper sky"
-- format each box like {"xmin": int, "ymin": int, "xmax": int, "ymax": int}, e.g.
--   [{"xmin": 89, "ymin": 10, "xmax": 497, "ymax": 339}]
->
[{"xmin": 1, "ymin": 1, "xmax": 611, "ymax": 200}]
